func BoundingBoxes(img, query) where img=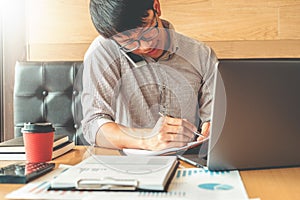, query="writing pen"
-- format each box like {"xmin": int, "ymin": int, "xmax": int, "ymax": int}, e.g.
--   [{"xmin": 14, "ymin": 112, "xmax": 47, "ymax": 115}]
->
[
  {"xmin": 177, "ymin": 155, "xmax": 204, "ymax": 168},
  {"xmin": 158, "ymin": 112, "xmax": 205, "ymax": 137}
]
